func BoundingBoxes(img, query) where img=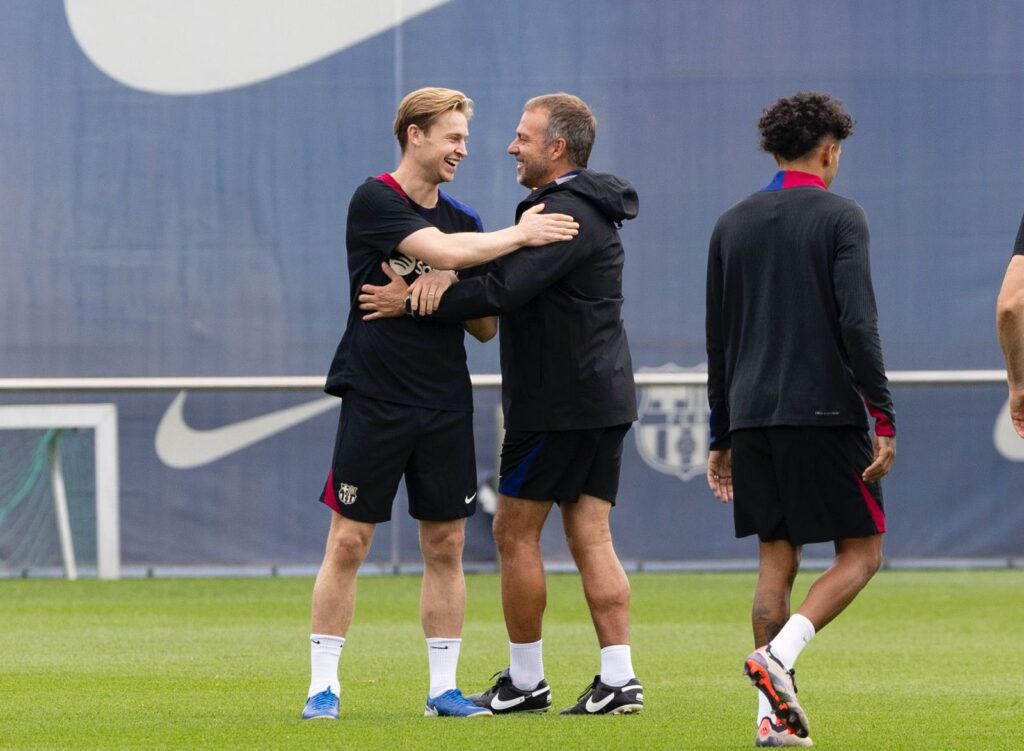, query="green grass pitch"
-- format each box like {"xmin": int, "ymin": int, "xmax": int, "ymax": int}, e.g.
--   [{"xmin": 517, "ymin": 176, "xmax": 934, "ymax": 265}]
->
[{"xmin": 2, "ymin": 570, "xmax": 1021, "ymax": 749}]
